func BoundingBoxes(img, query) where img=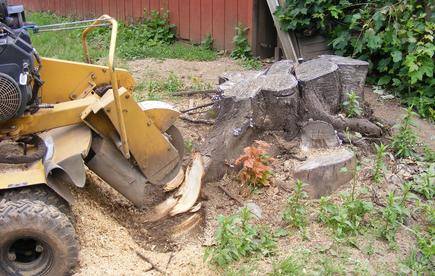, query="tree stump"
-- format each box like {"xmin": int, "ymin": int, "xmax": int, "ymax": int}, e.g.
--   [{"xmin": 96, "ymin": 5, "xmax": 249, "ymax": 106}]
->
[
  {"xmin": 319, "ymin": 55, "xmax": 369, "ymax": 102},
  {"xmin": 300, "ymin": 120, "xmax": 340, "ymax": 151},
  {"xmin": 296, "ymin": 59, "xmax": 381, "ymax": 137},
  {"xmin": 203, "ymin": 67, "xmax": 299, "ymax": 182}
]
